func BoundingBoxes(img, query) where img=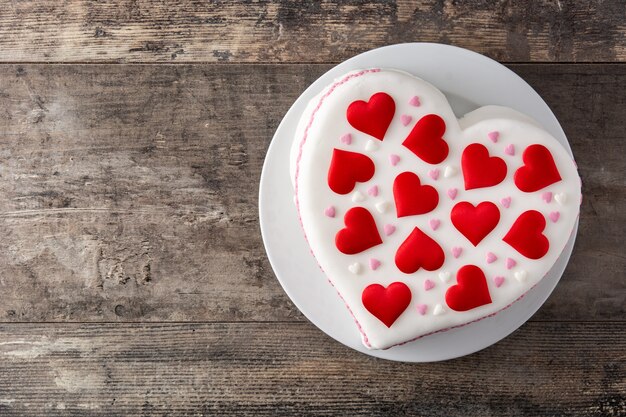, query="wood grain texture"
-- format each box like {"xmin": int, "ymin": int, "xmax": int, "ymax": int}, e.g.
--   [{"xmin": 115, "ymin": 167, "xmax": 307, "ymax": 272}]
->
[
  {"xmin": 0, "ymin": 322, "xmax": 623, "ymax": 416},
  {"xmin": 0, "ymin": 63, "xmax": 624, "ymax": 323},
  {"xmin": 0, "ymin": 1, "xmax": 624, "ymax": 63}
]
